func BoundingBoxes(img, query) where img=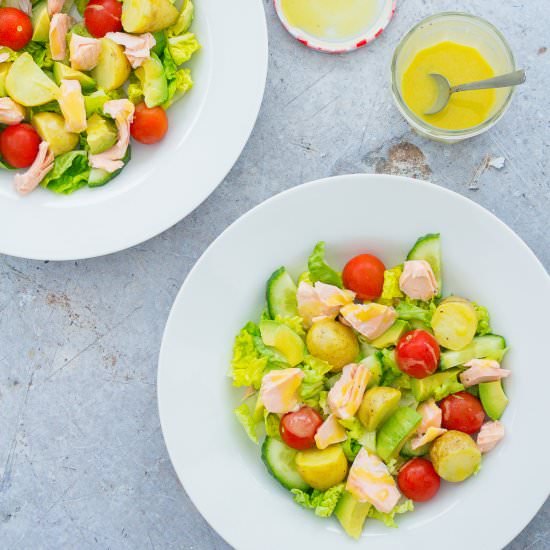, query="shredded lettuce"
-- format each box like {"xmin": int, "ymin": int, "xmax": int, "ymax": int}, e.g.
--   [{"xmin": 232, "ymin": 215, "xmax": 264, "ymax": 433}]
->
[
  {"xmin": 339, "ymin": 417, "xmax": 376, "ymax": 461},
  {"xmin": 432, "ymin": 378, "xmax": 464, "ymax": 401},
  {"xmin": 308, "ymin": 241, "xmax": 343, "ymax": 288},
  {"xmin": 230, "ymin": 322, "xmax": 269, "ymax": 389},
  {"xmin": 0, "ymin": 46, "xmax": 18, "ymax": 62},
  {"xmin": 379, "ymin": 349, "xmax": 402, "ymax": 386},
  {"xmin": 40, "ymin": 151, "xmax": 90, "ymax": 194},
  {"xmin": 299, "ymin": 355, "xmax": 332, "ymax": 407},
  {"xmin": 74, "ymin": 0, "xmax": 89, "ymax": 15},
  {"xmin": 30, "ymin": 101, "xmax": 62, "ymax": 116},
  {"xmin": 161, "ymin": 47, "xmax": 194, "ymax": 108},
  {"xmin": 264, "ymin": 411, "xmax": 280, "ymax": 439},
  {"xmin": 367, "ymin": 499, "xmax": 414, "ymax": 528},
  {"xmin": 274, "ymin": 315, "xmax": 305, "ymax": 338},
  {"xmin": 381, "ymin": 266, "xmax": 403, "ymax": 301},
  {"xmin": 291, "ymin": 483, "xmax": 345, "ymax": 517},
  {"xmin": 395, "ymin": 298, "xmax": 436, "ymax": 325},
  {"xmin": 234, "ymin": 403, "xmax": 259, "ymax": 444},
  {"xmin": 167, "ymin": 33, "xmax": 201, "ymax": 65},
  {"xmin": 318, "ymin": 390, "xmax": 329, "ymax": 415},
  {"xmin": 167, "ymin": 0, "xmax": 194, "ymax": 37},
  {"xmin": 473, "ymin": 302, "xmax": 492, "ymax": 335},
  {"xmin": 70, "ymin": 22, "xmax": 92, "ymax": 37},
  {"xmin": 21, "ymin": 42, "xmax": 53, "ymax": 69}
]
